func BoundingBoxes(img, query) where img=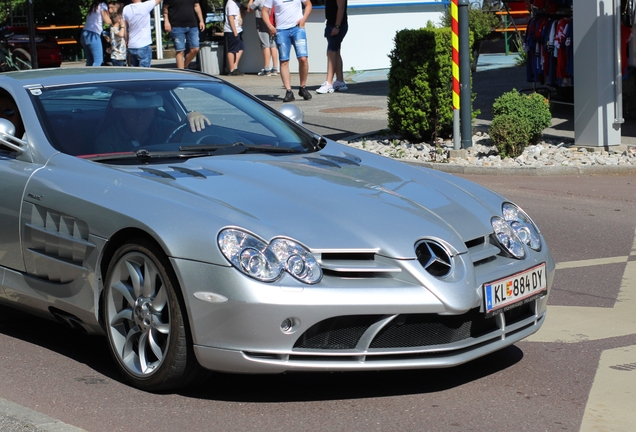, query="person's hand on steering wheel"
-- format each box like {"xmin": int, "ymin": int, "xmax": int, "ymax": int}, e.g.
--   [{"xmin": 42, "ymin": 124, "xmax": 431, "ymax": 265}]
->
[{"xmin": 187, "ymin": 111, "xmax": 211, "ymax": 132}]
